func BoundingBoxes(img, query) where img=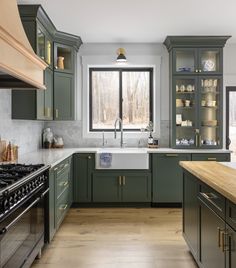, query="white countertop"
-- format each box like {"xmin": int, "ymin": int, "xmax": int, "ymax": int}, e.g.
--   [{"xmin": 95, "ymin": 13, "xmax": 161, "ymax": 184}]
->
[{"xmin": 16, "ymin": 147, "xmax": 231, "ymax": 168}]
